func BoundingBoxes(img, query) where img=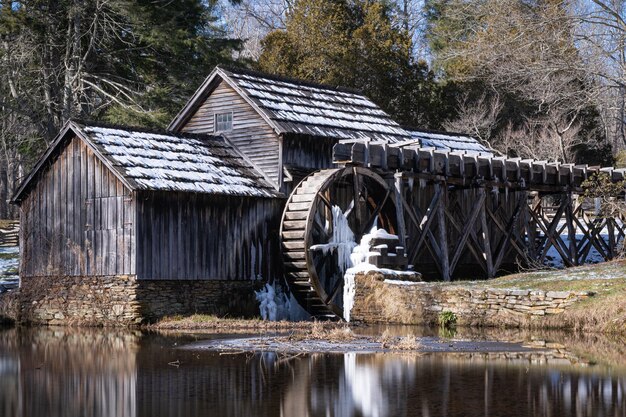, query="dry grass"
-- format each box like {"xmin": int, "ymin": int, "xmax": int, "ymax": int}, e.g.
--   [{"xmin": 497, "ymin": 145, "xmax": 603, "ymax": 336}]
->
[
  {"xmin": 454, "ymin": 260, "xmax": 626, "ymax": 335},
  {"xmin": 377, "ymin": 329, "xmax": 422, "ymax": 350},
  {"xmin": 361, "ymin": 276, "xmax": 427, "ymax": 324},
  {"xmin": 287, "ymin": 322, "xmax": 356, "ymax": 342},
  {"xmin": 149, "ymin": 314, "xmax": 327, "ymax": 333},
  {"xmin": 395, "ymin": 336, "xmax": 421, "ymax": 350}
]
